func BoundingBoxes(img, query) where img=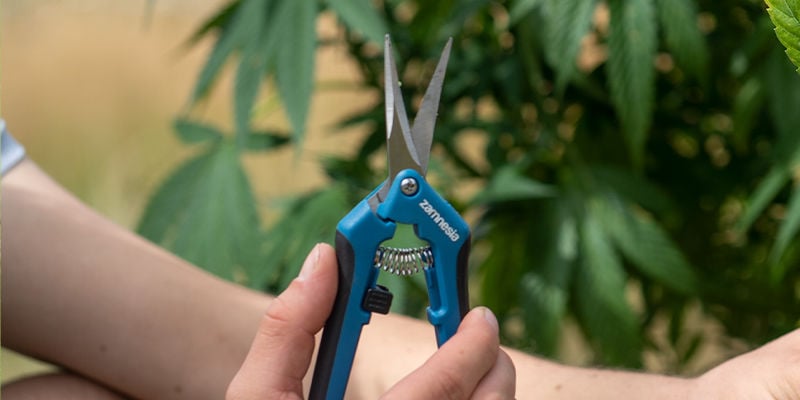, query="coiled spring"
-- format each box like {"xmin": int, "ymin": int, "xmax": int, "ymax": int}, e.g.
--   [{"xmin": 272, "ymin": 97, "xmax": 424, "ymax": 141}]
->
[{"xmin": 373, "ymin": 245, "xmax": 434, "ymax": 276}]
